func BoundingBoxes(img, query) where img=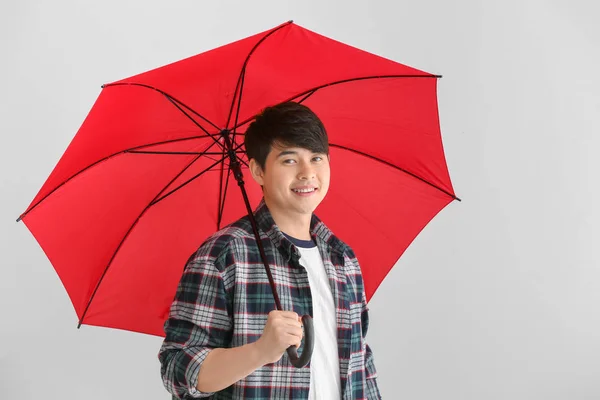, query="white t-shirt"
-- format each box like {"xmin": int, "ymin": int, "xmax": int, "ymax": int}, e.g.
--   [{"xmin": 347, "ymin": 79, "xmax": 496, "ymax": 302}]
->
[{"xmin": 285, "ymin": 234, "xmax": 342, "ymax": 399}]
